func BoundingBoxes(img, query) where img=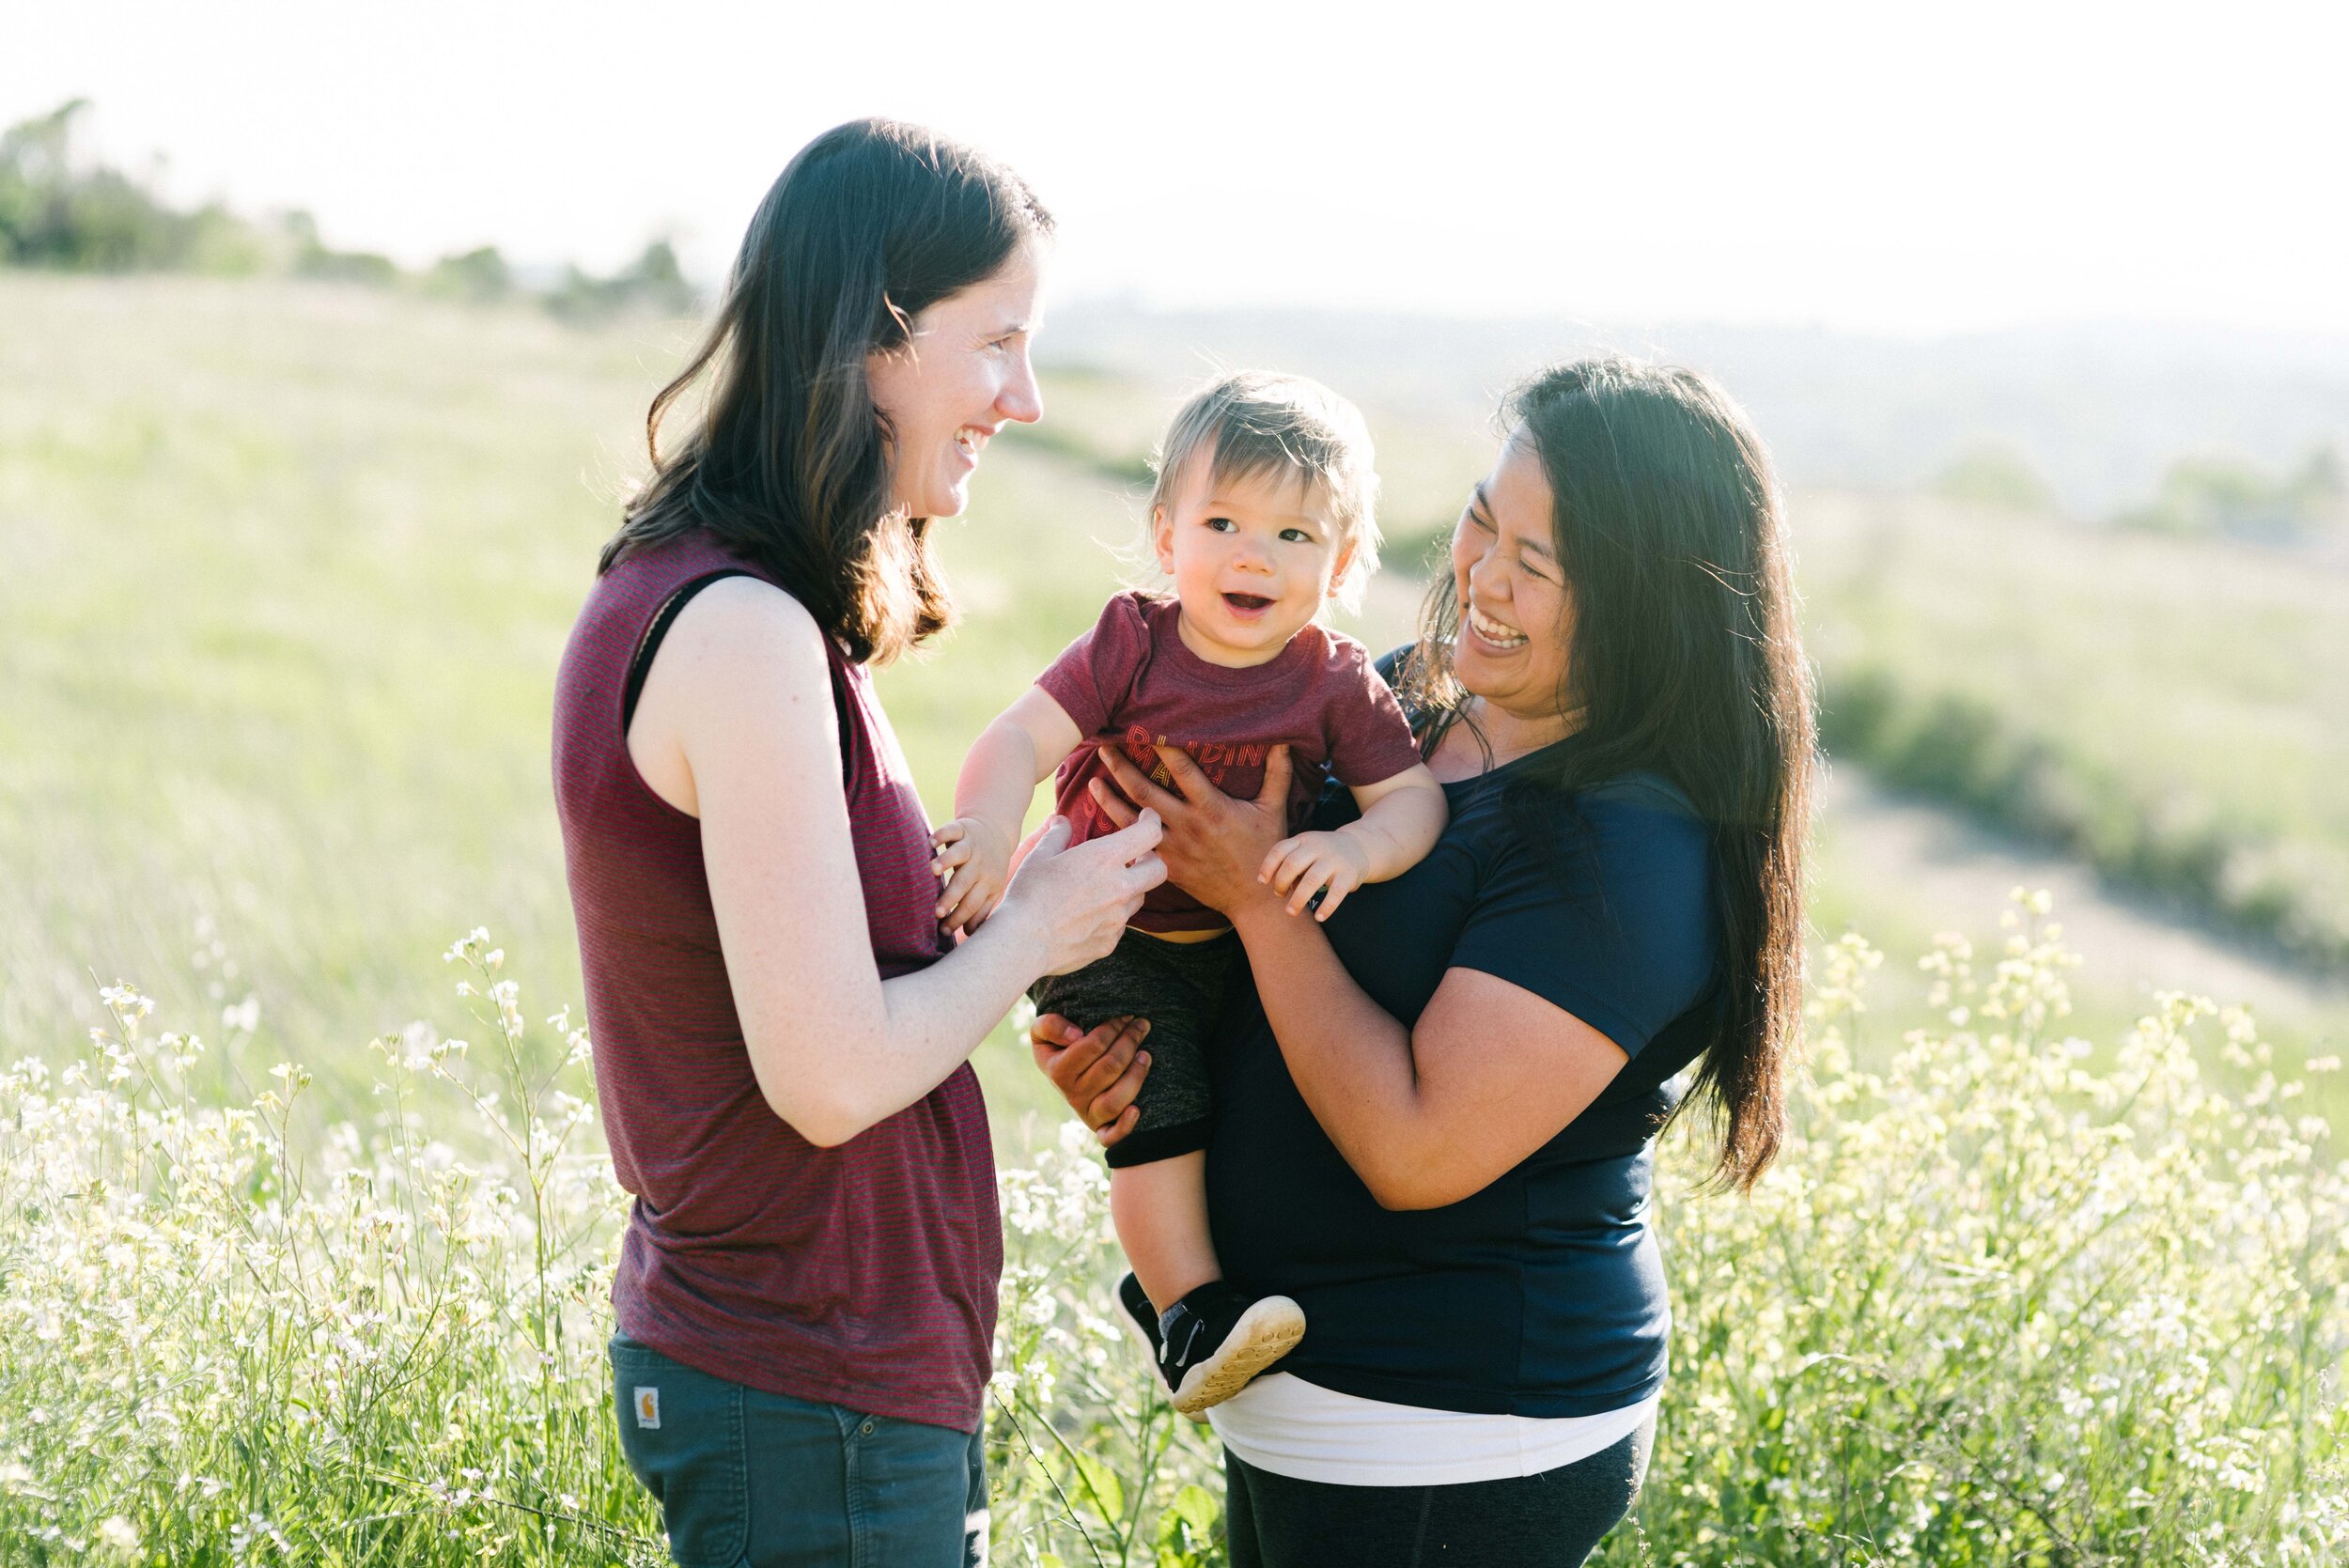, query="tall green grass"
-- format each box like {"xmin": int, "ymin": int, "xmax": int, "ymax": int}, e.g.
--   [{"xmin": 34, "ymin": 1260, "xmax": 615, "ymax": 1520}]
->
[
  {"xmin": 1803, "ymin": 491, "xmax": 2349, "ymax": 973},
  {"xmin": 6, "ymin": 909, "xmax": 2341, "ymax": 1562},
  {"xmin": 7, "ymin": 275, "xmax": 2347, "ymax": 1561}
]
